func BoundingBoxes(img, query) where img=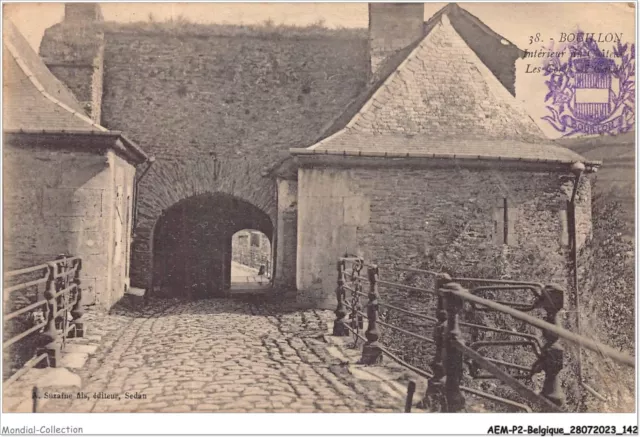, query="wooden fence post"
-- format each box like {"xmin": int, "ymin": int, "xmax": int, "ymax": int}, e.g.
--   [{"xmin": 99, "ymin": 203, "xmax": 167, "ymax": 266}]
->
[
  {"xmin": 70, "ymin": 258, "xmax": 86, "ymax": 338},
  {"xmin": 42, "ymin": 263, "xmax": 60, "ymax": 367},
  {"xmin": 332, "ymin": 260, "xmax": 349, "ymax": 336},
  {"xmin": 360, "ymin": 265, "xmax": 383, "ymax": 364},
  {"xmin": 539, "ymin": 284, "xmax": 565, "ymax": 407},
  {"xmin": 443, "ymin": 282, "xmax": 465, "ymax": 412},
  {"xmin": 421, "ymin": 272, "xmax": 451, "ymax": 410}
]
